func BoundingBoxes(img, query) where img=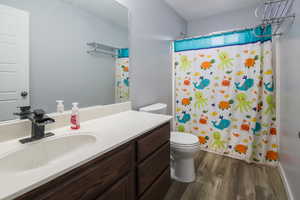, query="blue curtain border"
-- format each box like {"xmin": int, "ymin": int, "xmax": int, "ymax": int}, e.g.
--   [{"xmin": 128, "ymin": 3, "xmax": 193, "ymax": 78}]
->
[
  {"xmin": 174, "ymin": 25, "xmax": 272, "ymax": 52},
  {"xmin": 118, "ymin": 48, "xmax": 129, "ymax": 58}
]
